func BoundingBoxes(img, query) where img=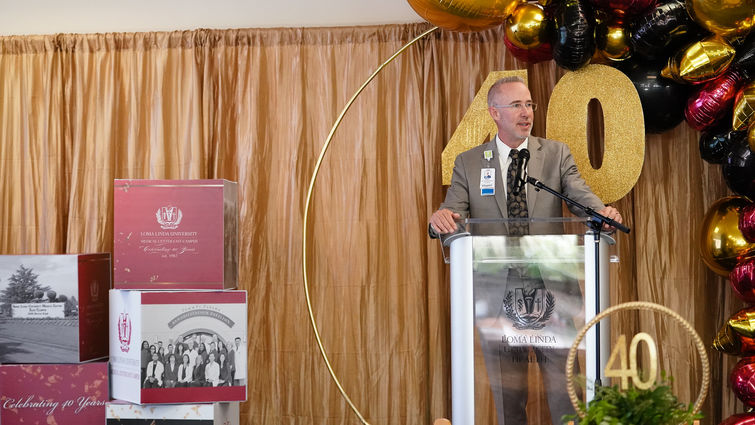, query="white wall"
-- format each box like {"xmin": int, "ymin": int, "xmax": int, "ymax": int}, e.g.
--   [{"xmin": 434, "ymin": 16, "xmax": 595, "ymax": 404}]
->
[{"xmin": 0, "ymin": 0, "xmax": 423, "ymax": 36}]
